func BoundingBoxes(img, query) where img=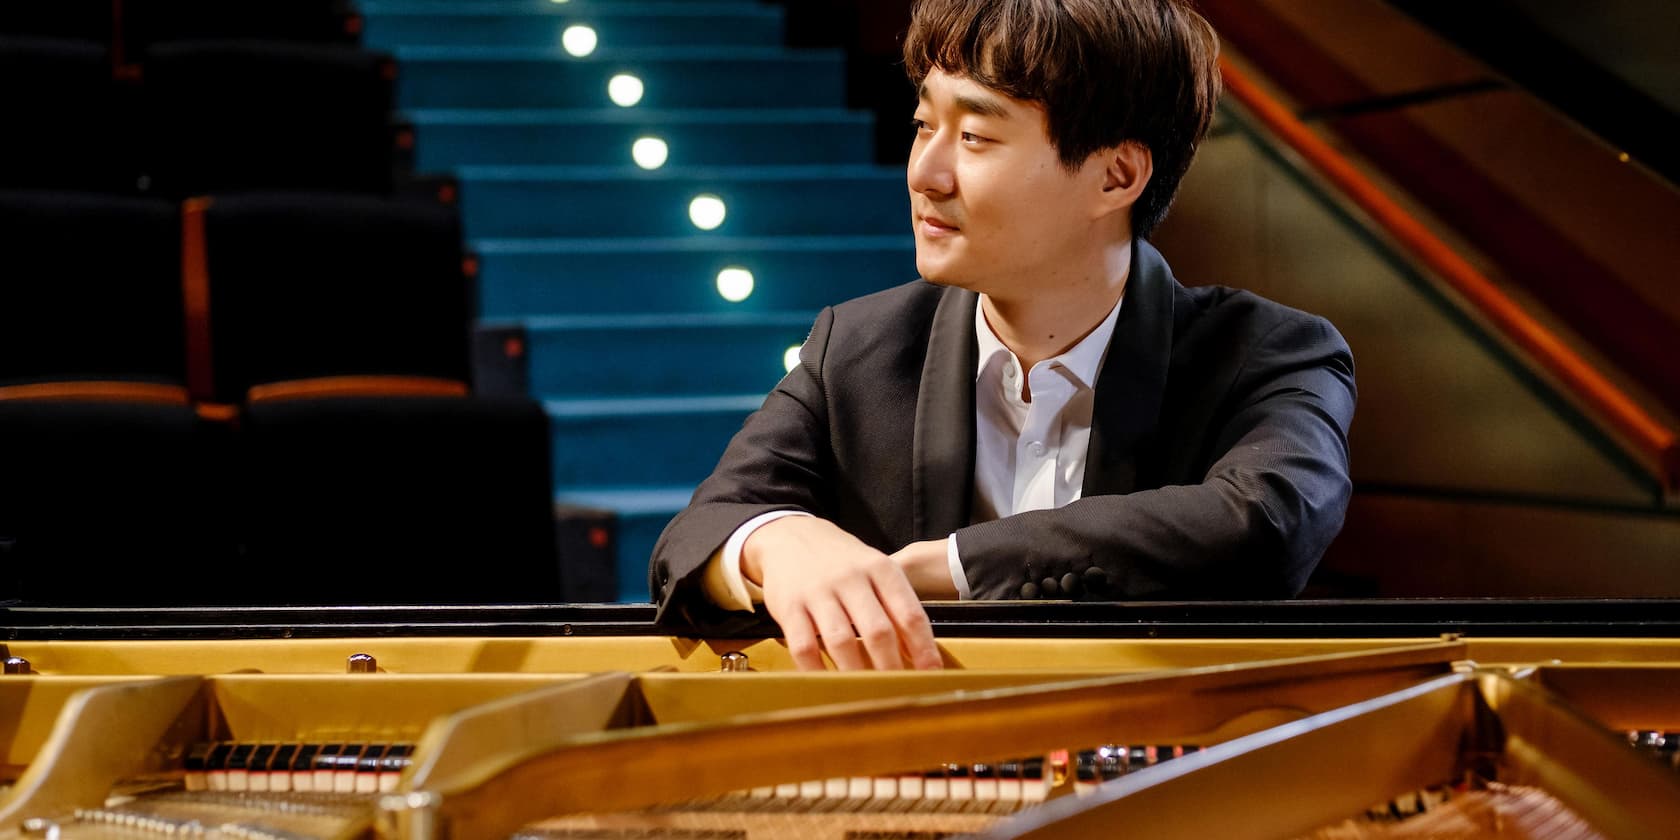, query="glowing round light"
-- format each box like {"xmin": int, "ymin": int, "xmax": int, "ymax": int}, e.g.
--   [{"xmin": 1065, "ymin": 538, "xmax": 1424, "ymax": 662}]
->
[
  {"xmin": 631, "ymin": 136, "xmax": 669, "ymax": 170},
  {"xmin": 561, "ymin": 25, "xmax": 598, "ymax": 57},
  {"xmin": 688, "ymin": 194, "xmax": 726, "ymax": 230},
  {"xmin": 716, "ymin": 267, "xmax": 754, "ymax": 302},
  {"xmin": 548, "ymin": 0, "xmax": 569, "ymax": 4},
  {"xmin": 607, "ymin": 74, "xmax": 644, "ymax": 107},
  {"xmin": 783, "ymin": 345, "xmax": 802, "ymax": 373}
]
